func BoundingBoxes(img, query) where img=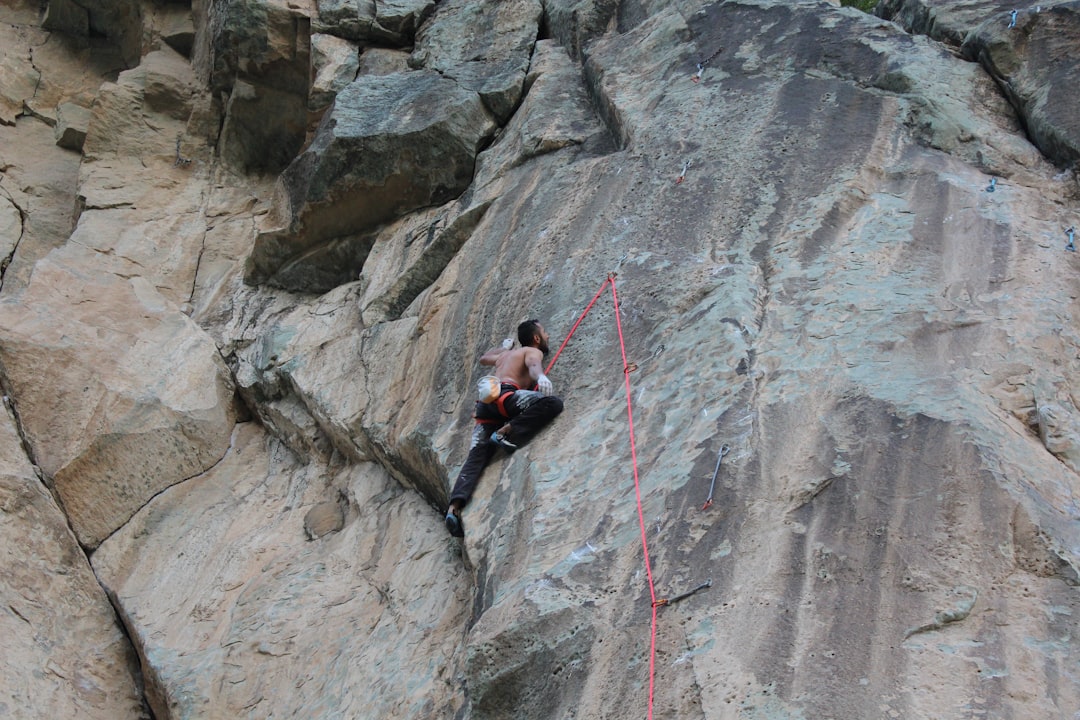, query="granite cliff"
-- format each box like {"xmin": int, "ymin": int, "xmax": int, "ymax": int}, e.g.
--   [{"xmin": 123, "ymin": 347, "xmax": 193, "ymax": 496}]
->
[{"xmin": 2, "ymin": 0, "xmax": 1080, "ymax": 717}]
